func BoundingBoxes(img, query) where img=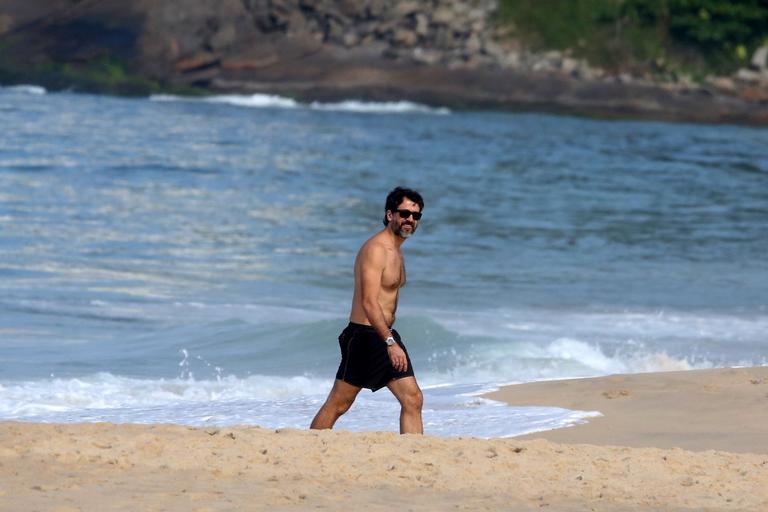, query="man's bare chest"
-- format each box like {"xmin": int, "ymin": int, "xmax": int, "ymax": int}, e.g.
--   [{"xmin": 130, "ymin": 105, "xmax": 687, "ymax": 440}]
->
[{"xmin": 382, "ymin": 256, "xmax": 405, "ymax": 291}]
